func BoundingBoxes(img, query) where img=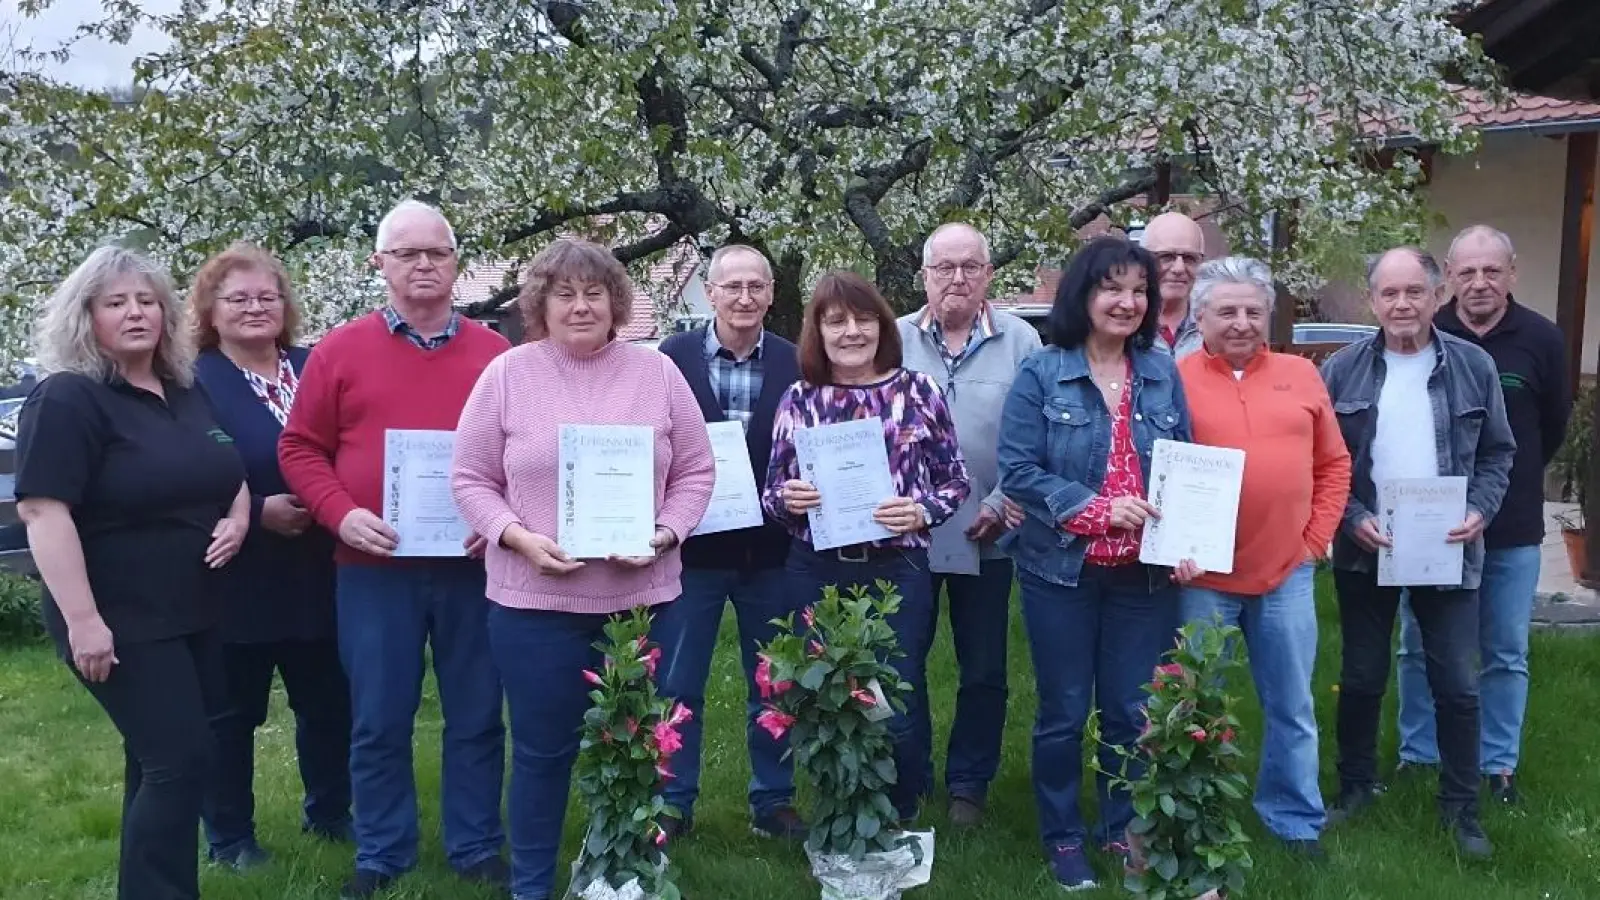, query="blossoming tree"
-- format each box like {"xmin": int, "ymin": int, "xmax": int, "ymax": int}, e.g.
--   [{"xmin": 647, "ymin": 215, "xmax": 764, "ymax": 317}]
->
[{"xmin": 0, "ymin": 0, "xmax": 1488, "ymax": 364}]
